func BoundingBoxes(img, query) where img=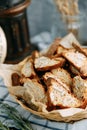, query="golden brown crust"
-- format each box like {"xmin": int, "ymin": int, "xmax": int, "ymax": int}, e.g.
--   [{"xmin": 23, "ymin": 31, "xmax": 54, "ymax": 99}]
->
[
  {"xmin": 72, "ymin": 76, "xmax": 87, "ymax": 101},
  {"xmin": 62, "ymin": 50, "xmax": 87, "ymax": 77},
  {"xmin": 31, "ymin": 50, "xmax": 40, "ymax": 60},
  {"xmin": 34, "ymin": 56, "xmax": 65, "ymax": 71},
  {"xmin": 46, "ymin": 78, "xmax": 86, "ymax": 109},
  {"xmin": 72, "ymin": 42, "xmax": 87, "ymax": 57},
  {"xmin": 11, "ymin": 73, "xmax": 21, "ymax": 86},
  {"xmin": 21, "ymin": 58, "xmax": 36, "ymax": 78},
  {"xmin": 43, "ymin": 71, "xmax": 71, "ymax": 92},
  {"xmin": 51, "ymin": 67, "xmax": 72, "ymax": 86},
  {"xmin": 45, "ymin": 38, "xmax": 61, "ymax": 57}
]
